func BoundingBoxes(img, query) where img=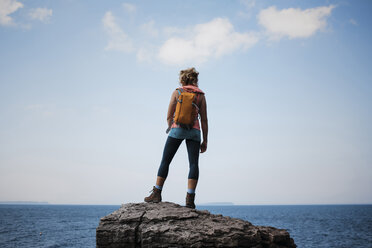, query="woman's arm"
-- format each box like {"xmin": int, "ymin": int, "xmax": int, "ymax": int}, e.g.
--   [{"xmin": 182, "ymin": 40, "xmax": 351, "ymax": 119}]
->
[
  {"xmin": 199, "ymin": 94, "xmax": 208, "ymax": 153},
  {"xmin": 167, "ymin": 90, "xmax": 178, "ymax": 129}
]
